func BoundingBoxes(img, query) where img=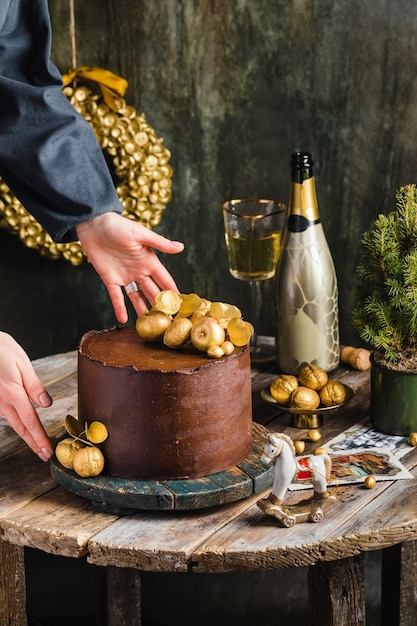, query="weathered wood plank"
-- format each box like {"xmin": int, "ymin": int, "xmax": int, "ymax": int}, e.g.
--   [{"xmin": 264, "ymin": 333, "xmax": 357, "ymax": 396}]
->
[
  {"xmin": 190, "ymin": 465, "xmax": 402, "ymax": 573},
  {"xmin": 87, "ymin": 491, "xmax": 268, "ymax": 572},
  {"xmin": 32, "ymin": 350, "xmax": 77, "ymax": 387},
  {"xmin": 0, "ymin": 447, "xmax": 57, "ymax": 516},
  {"xmin": 1, "ymin": 487, "xmax": 117, "ymax": 558},
  {"xmin": 319, "ymin": 464, "xmax": 417, "ymax": 562},
  {"xmin": 0, "ymin": 541, "xmax": 27, "ymax": 626},
  {"xmin": 308, "ymin": 555, "xmax": 365, "ymax": 626}
]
